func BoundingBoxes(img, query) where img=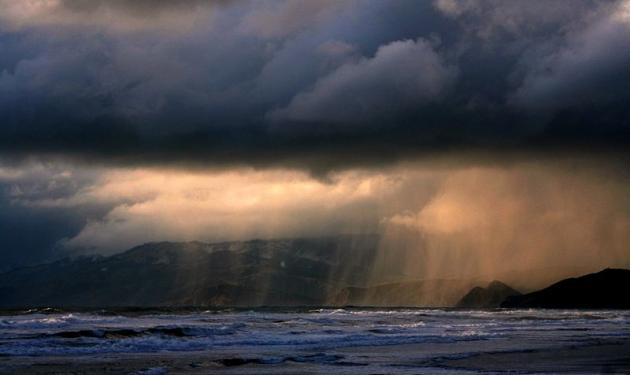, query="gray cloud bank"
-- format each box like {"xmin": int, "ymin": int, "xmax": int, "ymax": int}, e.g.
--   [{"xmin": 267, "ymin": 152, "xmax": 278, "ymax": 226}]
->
[{"xmin": 0, "ymin": 0, "xmax": 628, "ymax": 172}]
